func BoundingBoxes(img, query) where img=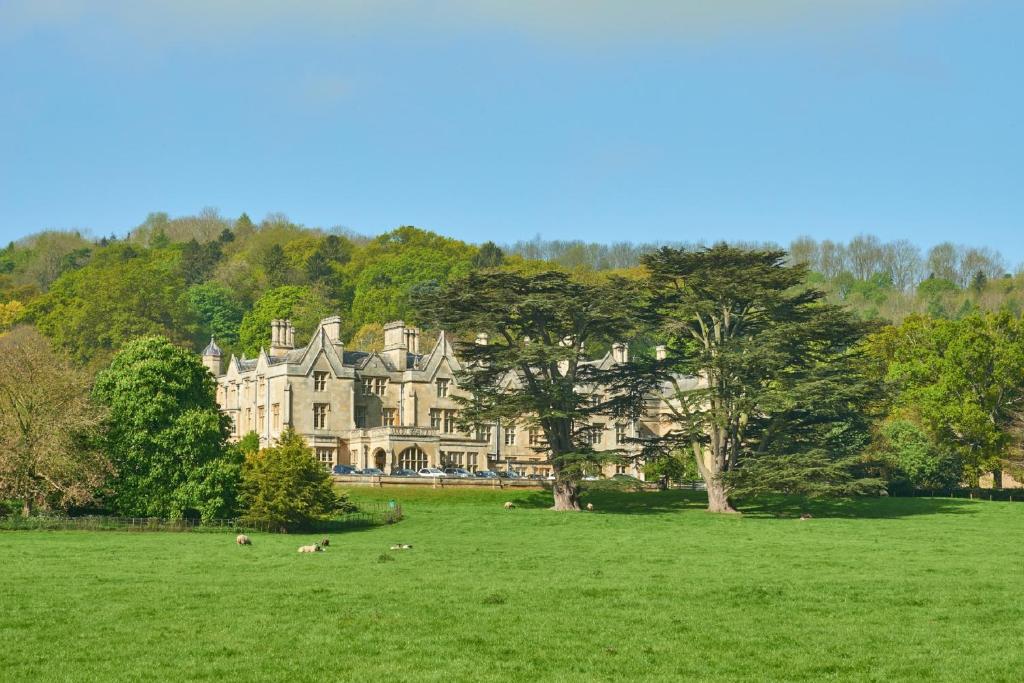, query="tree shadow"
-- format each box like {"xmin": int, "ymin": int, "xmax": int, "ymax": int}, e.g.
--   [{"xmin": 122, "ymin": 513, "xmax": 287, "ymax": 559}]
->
[
  {"xmin": 508, "ymin": 489, "xmax": 708, "ymax": 514},
  {"xmin": 507, "ymin": 489, "xmax": 983, "ymax": 519},
  {"xmin": 735, "ymin": 494, "xmax": 982, "ymax": 520}
]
